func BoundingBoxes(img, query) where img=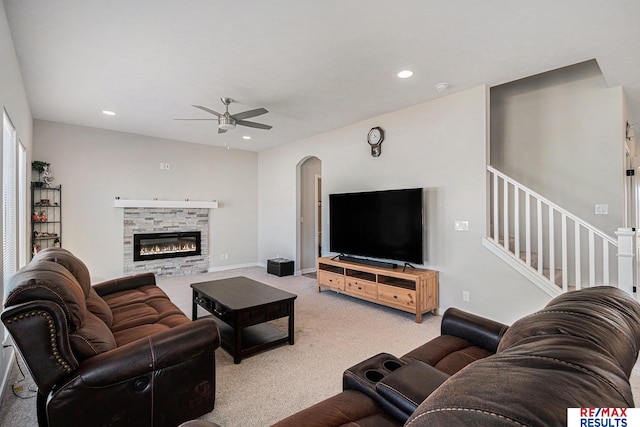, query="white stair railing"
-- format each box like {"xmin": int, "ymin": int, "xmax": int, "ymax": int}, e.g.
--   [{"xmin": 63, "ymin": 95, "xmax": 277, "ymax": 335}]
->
[{"xmin": 487, "ymin": 165, "xmax": 621, "ymax": 292}]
